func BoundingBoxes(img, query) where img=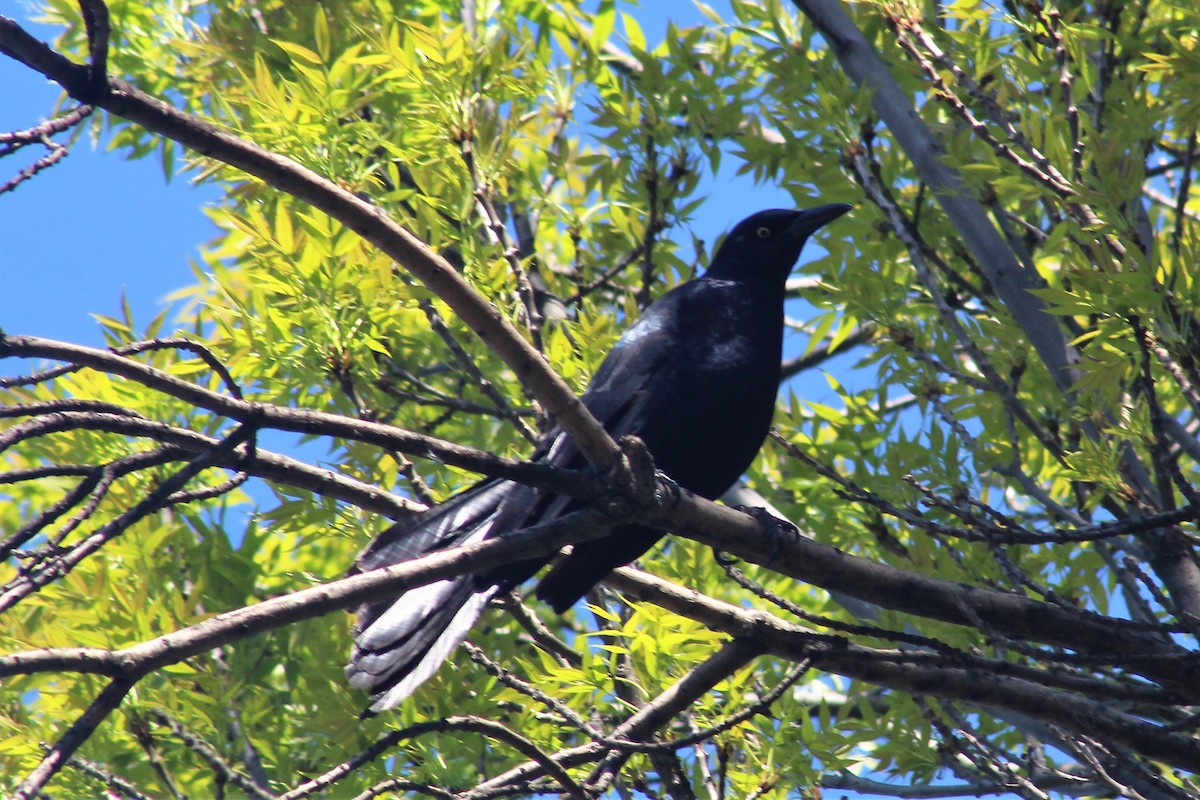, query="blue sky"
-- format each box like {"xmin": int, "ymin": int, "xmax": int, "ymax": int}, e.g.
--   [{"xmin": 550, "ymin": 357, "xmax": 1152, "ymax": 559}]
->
[{"xmin": 1, "ymin": 50, "xmax": 224, "ymax": 346}]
